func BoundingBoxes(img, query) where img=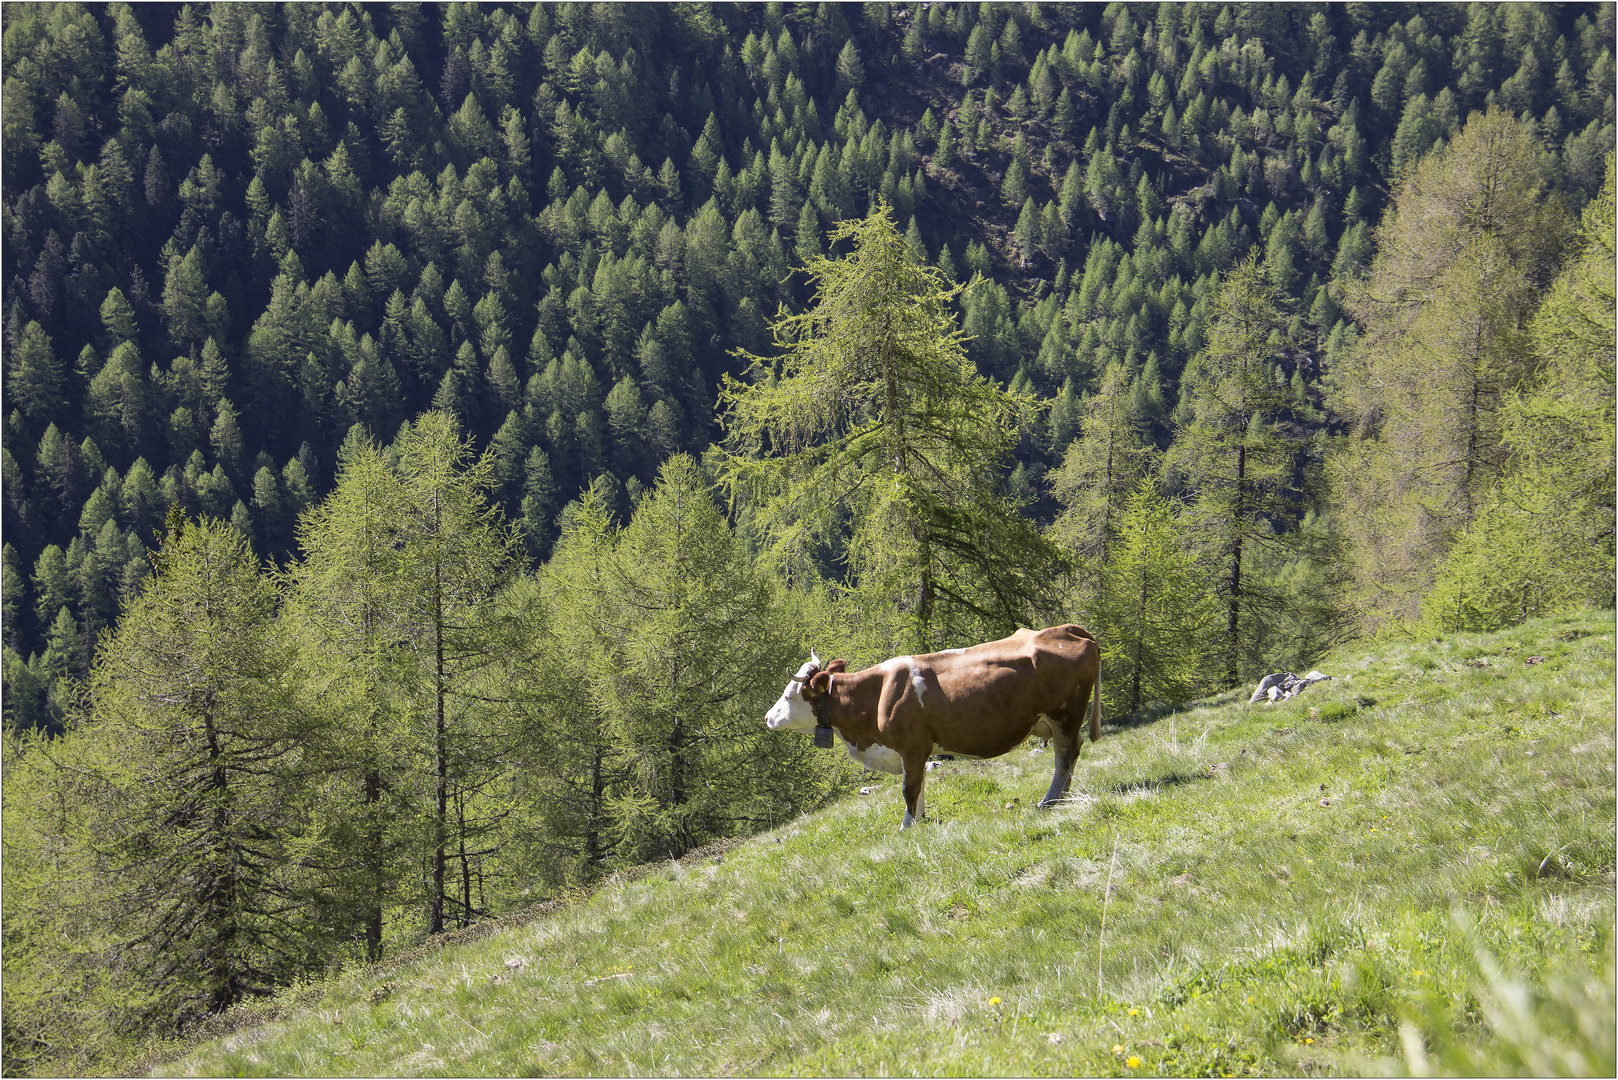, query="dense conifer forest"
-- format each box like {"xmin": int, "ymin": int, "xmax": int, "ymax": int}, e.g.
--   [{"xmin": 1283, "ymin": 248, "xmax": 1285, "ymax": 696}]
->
[{"xmin": 2, "ymin": 2, "xmax": 1614, "ymax": 1072}]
